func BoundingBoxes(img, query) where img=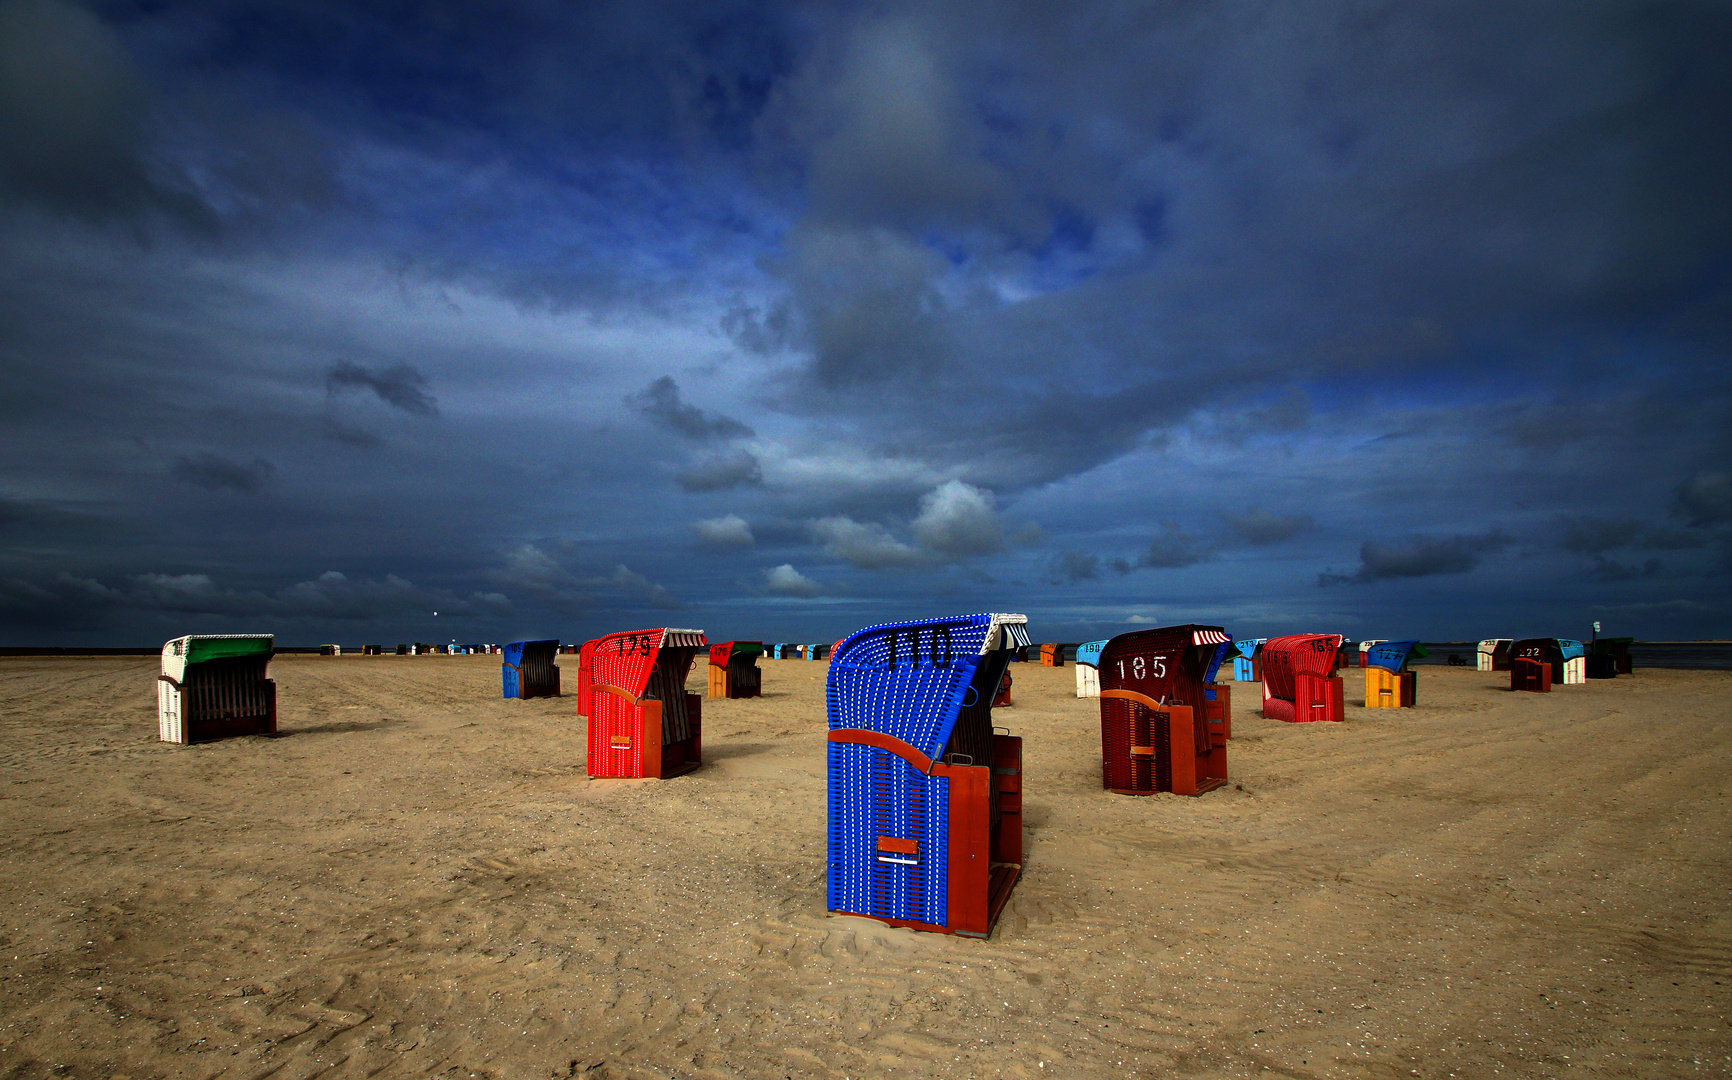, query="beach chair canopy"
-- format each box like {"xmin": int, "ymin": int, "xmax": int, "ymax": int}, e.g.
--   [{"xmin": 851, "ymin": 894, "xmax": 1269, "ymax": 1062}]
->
[
  {"xmin": 709, "ymin": 641, "xmax": 763, "ymax": 667},
  {"xmin": 1364, "ymin": 639, "xmax": 1428, "ymax": 673},
  {"xmin": 1260, "ymin": 634, "xmax": 1344, "ymax": 702},
  {"xmin": 1478, "ymin": 638, "xmax": 1511, "ymax": 654},
  {"xmin": 161, "ymin": 634, "xmax": 273, "ymax": 681},
  {"xmin": 591, "ymin": 628, "xmax": 707, "ymax": 700},
  {"xmin": 1588, "ymin": 636, "xmax": 1633, "ymax": 655},
  {"xmin": 1234, "ymin": 638, "xmax": 1267, "ymax": 660},
  {"xmin": 1074, "ymin": 640, "xmax": 1109, "ymax": 669},
  {"xmin": 503, "ymin": 639, "xmax": 558, "ymax": 669},
  {"xmin": 1097, "ymin": 625, "xmax": 1230, "ymax": 707},
  {"xmin": 828, "ymin": 612, "xmax": 1029, "ymax": 761},
  {"xmin": 1558, "ymin": 639, "xmax": 1586, "ymax": 661}
]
